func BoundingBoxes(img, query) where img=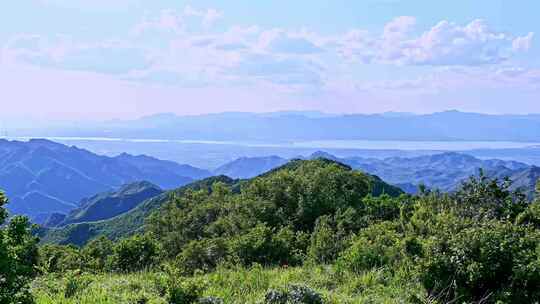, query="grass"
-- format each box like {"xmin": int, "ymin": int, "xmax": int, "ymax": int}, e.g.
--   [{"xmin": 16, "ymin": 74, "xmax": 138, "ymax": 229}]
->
[{"xmin": 31, "ymin": 265, "xmax": 427, "ymax": 304}]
